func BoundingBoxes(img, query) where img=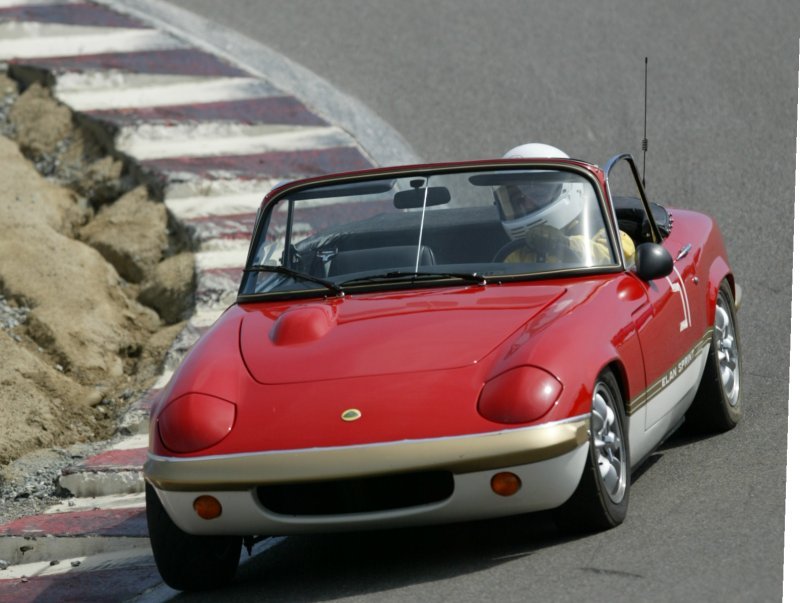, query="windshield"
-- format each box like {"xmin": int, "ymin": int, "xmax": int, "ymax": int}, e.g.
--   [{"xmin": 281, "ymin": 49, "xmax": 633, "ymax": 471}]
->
[{"xmin": 240, "ymin": 167, "xmax": 617, "ymax": 298}]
